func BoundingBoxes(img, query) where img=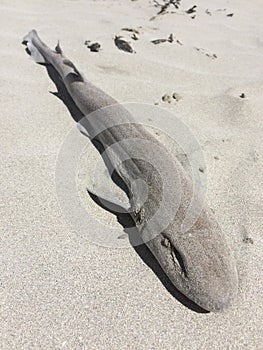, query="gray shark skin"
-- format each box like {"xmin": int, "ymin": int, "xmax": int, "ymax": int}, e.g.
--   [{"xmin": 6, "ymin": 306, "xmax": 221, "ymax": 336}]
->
[{"xmin": 22, "ymin": 30, "xmax": 238, "ymax": 312}]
